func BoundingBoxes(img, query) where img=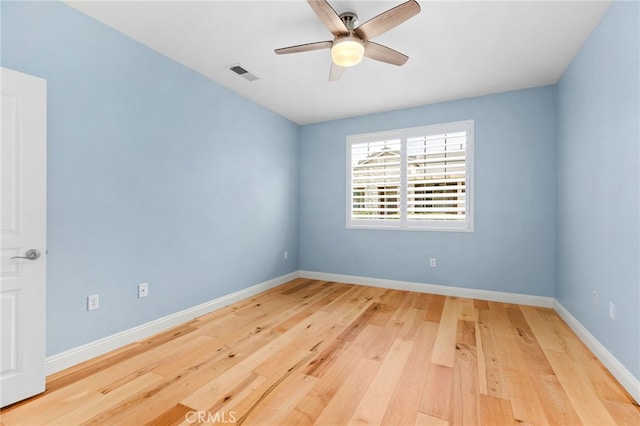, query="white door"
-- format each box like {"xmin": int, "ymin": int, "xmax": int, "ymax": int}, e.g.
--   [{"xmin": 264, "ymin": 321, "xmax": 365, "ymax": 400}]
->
[{"xmin": 0, "ymin": 67, "xmax": 47, "ymax": 407}]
